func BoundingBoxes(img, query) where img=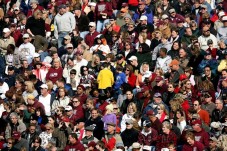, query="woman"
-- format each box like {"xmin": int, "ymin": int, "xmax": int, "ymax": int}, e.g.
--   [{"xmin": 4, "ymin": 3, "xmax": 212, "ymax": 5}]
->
[
  {"xmin": 121, "ymin": 40, "xmax": 135, "ymax": 60},
  {"xmin": 167, "ymin": 41, "xmax": 180, "ymax": 60},
  {"xmin": 79, "ymin": 66, "xmax": 95, "ymax": 88},
  {"xmin": 22, "ymin": 81, "xmax": 38, "ymax": 104},
  {"xmin": 156, "ymin": 104, "xmax": 169, "ymax": 123},
  {"xmin": 184, "ymin": 67, "xmax": 196, "ymax": 86},
  {"xmin": 31, "ymin": 136, "xmax": 45, "ymax": 151},
  {"xmin": 174, "ymin": 109, "xmax": 186, "ymax": 134},
  {"xmin": 8, "ymin": 76, "xmax": 25, "ymax": 96},
  {"xmin": 2, "ymin": 138, "xmax": 18, "ymax": 151},
  {"xmin": 87, "ymin": 54, "xmax": 102, "ymax": 77},
  {"xmin": 46, "ymin": 58, "xmax": 63, "ymax": 84},
  {"xmin": 120, "ymin": 102, "xmax": 137, "ymax": 132},
  {"xmin": 54, "ymin": 107, "xmax": 65, "ymax": 124},
  {"xmin": 39, "ymin": 123, "xmax": 55, "ymax": 148},
  {"xmin": 102, "ymin": 104, "xmax": 117, "ymax": 130},
  {"xmin": 117, "ymin": 83, "xmax": 132, "ymax": 108},
  {"xmin": 47, "ymin": 116, "xmax": 58, "ymax": 128},
  {"xmin": 135, "ymin": 62, "xmax": 152, "ymax": 91},
  {"xmin": 51, "ymin": 87, "xmax": 70, "ymax": 112},
  {"xmin": 180, "ymin": 80, "xmax": 197, "ymax": 107},
  {"xmin": 125, "ymin": 64, "xmax": 137, "ymax": 88},
  {"xmin": 150, "ymin": 29, "xmax": 162, "ymax": 51},
  {"xmin": 135, "ymin": 32, "xmax": 151, "ymax": 51},
  {"xmin": 36, "ymin": 107, "xmax": 48, "ymax": 126},
  {"xmin": 189, "ymin": 20, "xmax": 199, "ymax": 36},
  {"xmin": 32, "ymin": 62, "xmax": 50, "ymax": 82}
]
